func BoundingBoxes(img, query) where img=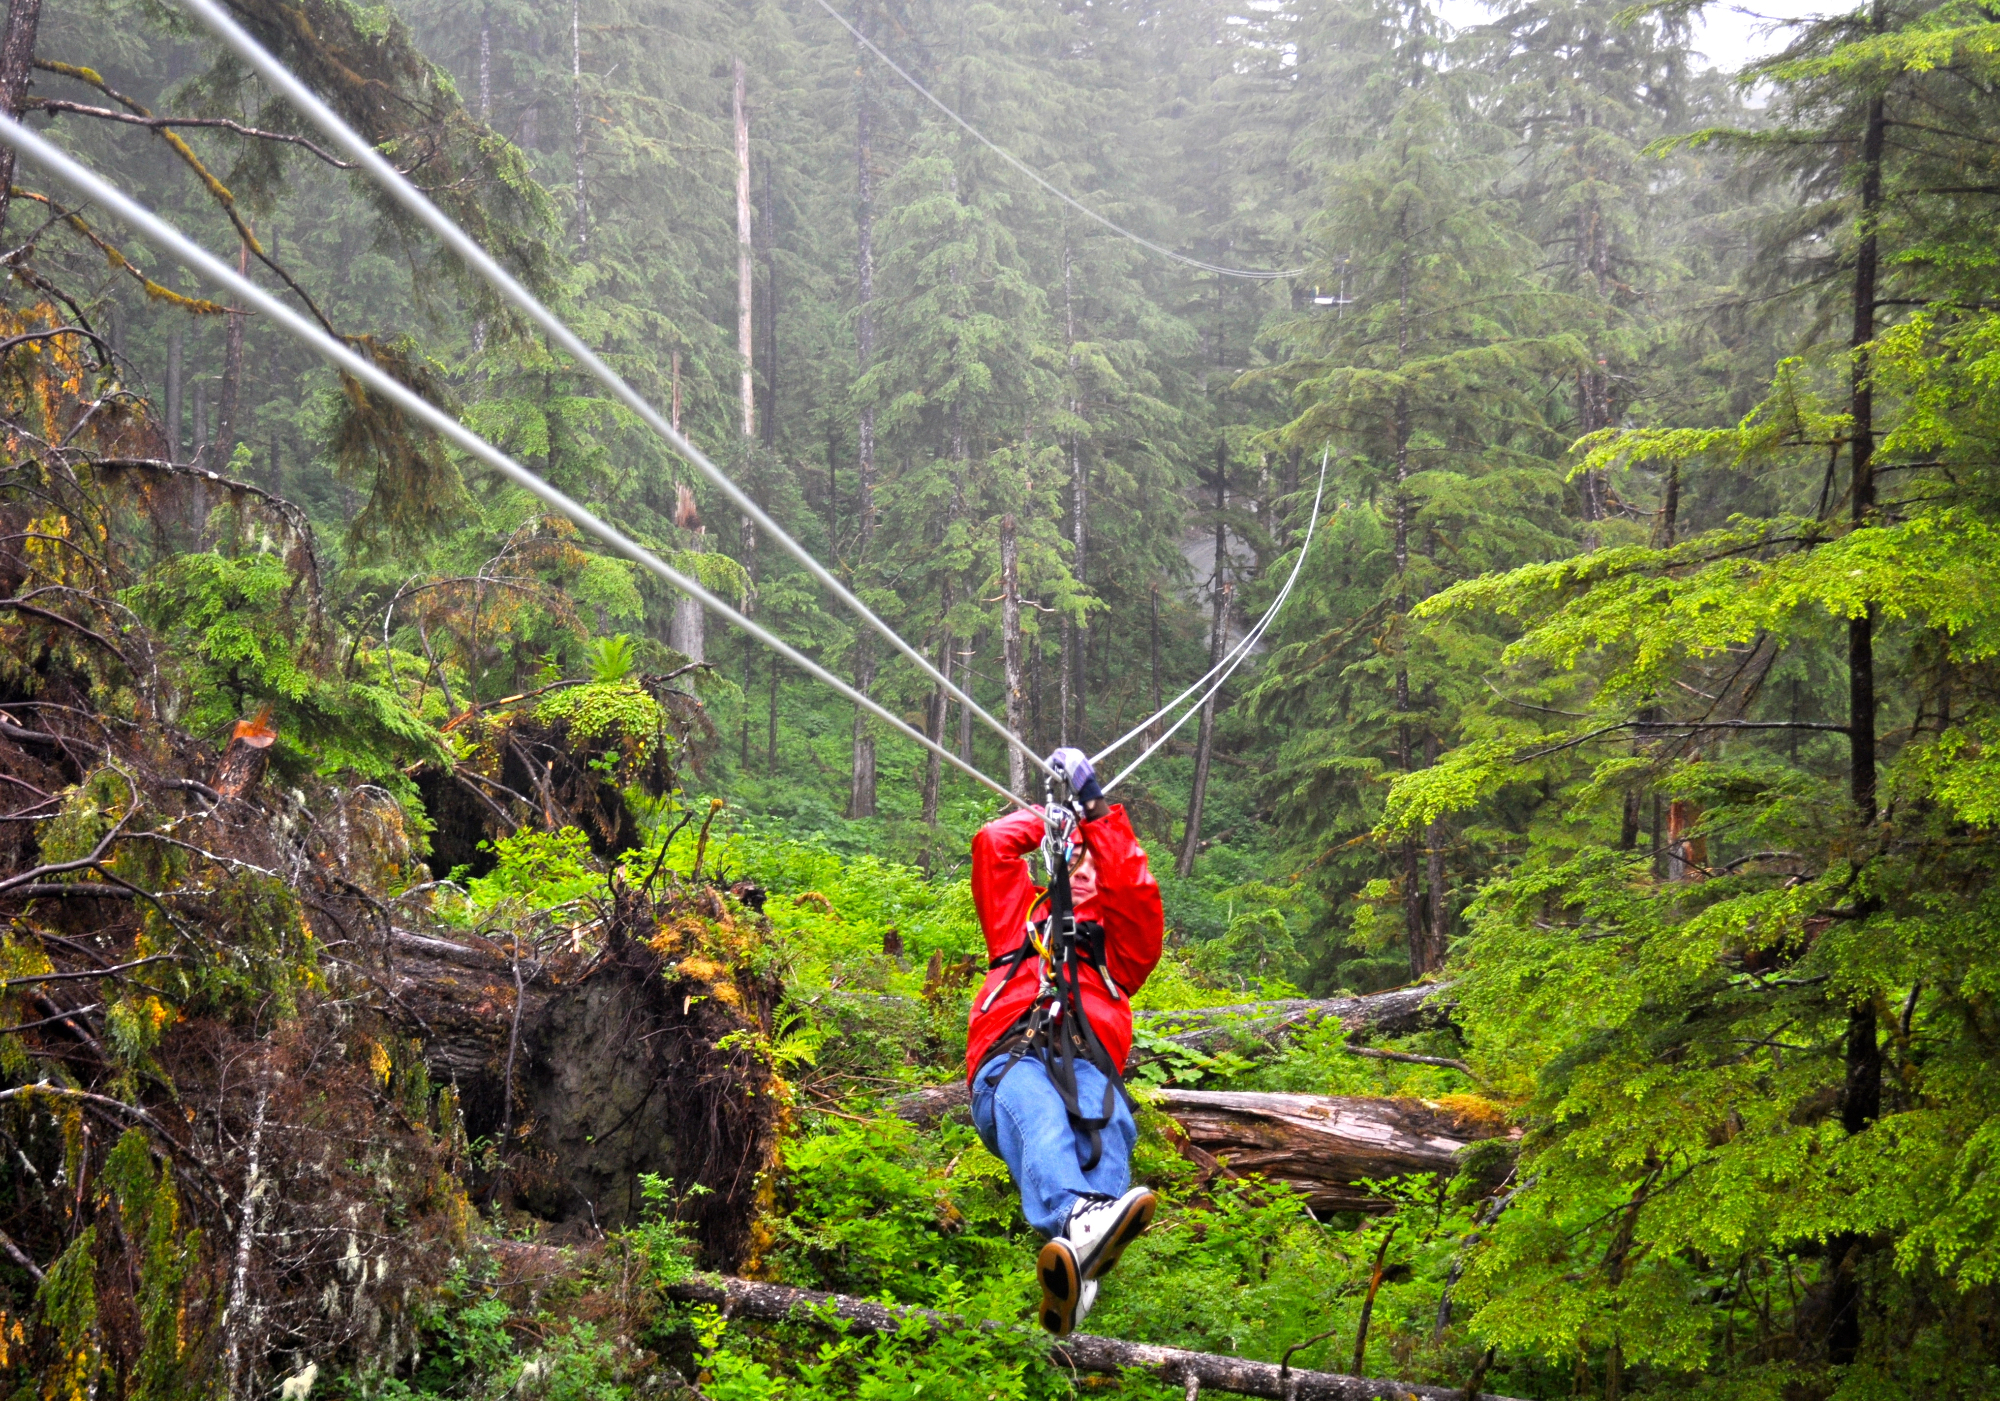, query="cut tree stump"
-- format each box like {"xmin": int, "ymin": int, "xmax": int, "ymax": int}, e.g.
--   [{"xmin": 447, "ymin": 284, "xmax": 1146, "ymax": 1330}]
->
[
  {"xmin": 666, "ymin": 1274, "xmax": 1525, "ymax": 1401},
  {"xmin": 1154, "ymin": 1089, "xmax": 1512, "ymax": 1211}
]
